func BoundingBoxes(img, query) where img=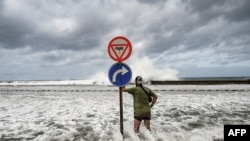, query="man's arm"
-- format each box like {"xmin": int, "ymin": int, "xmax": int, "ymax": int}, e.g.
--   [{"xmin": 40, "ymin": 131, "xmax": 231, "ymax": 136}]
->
[
  {"xmin": 121, "ymin": 86, "xmax": 128, "ymax": 92},
  {"xmin": 150, "ymin": 93, "xmax": 158, "ymax": 108}
]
